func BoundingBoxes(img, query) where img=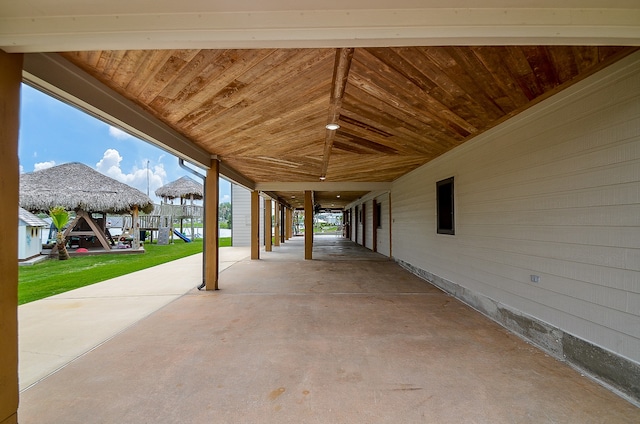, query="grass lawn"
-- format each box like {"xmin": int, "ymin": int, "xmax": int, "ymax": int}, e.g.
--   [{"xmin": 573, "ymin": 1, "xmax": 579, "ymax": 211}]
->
[{"xmin": 19, "ymin": 237, "xmax": 231, "ymax": 305}]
